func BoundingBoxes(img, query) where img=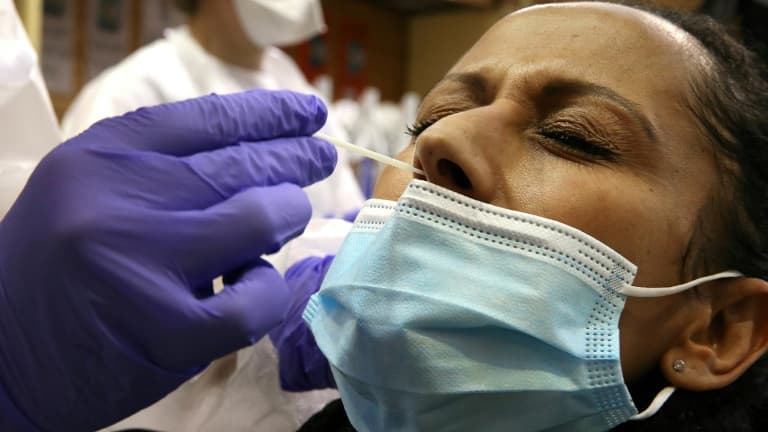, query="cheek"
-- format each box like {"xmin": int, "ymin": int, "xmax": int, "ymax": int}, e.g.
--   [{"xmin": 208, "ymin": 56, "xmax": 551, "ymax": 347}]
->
[
  {"xmin": 372, "ymin": 146, "xmax": 416, "ymax": 201},
  {"xmin": 578, "ymin": 189, "xmax": 683, "ymax": 287},
  {"xmin": 507, "ymin": 163, "xmax": 685, "ymax": 287},
  {"xmin": 619, "ymin": 294, "xmax": 698, "ymax": 383}
]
